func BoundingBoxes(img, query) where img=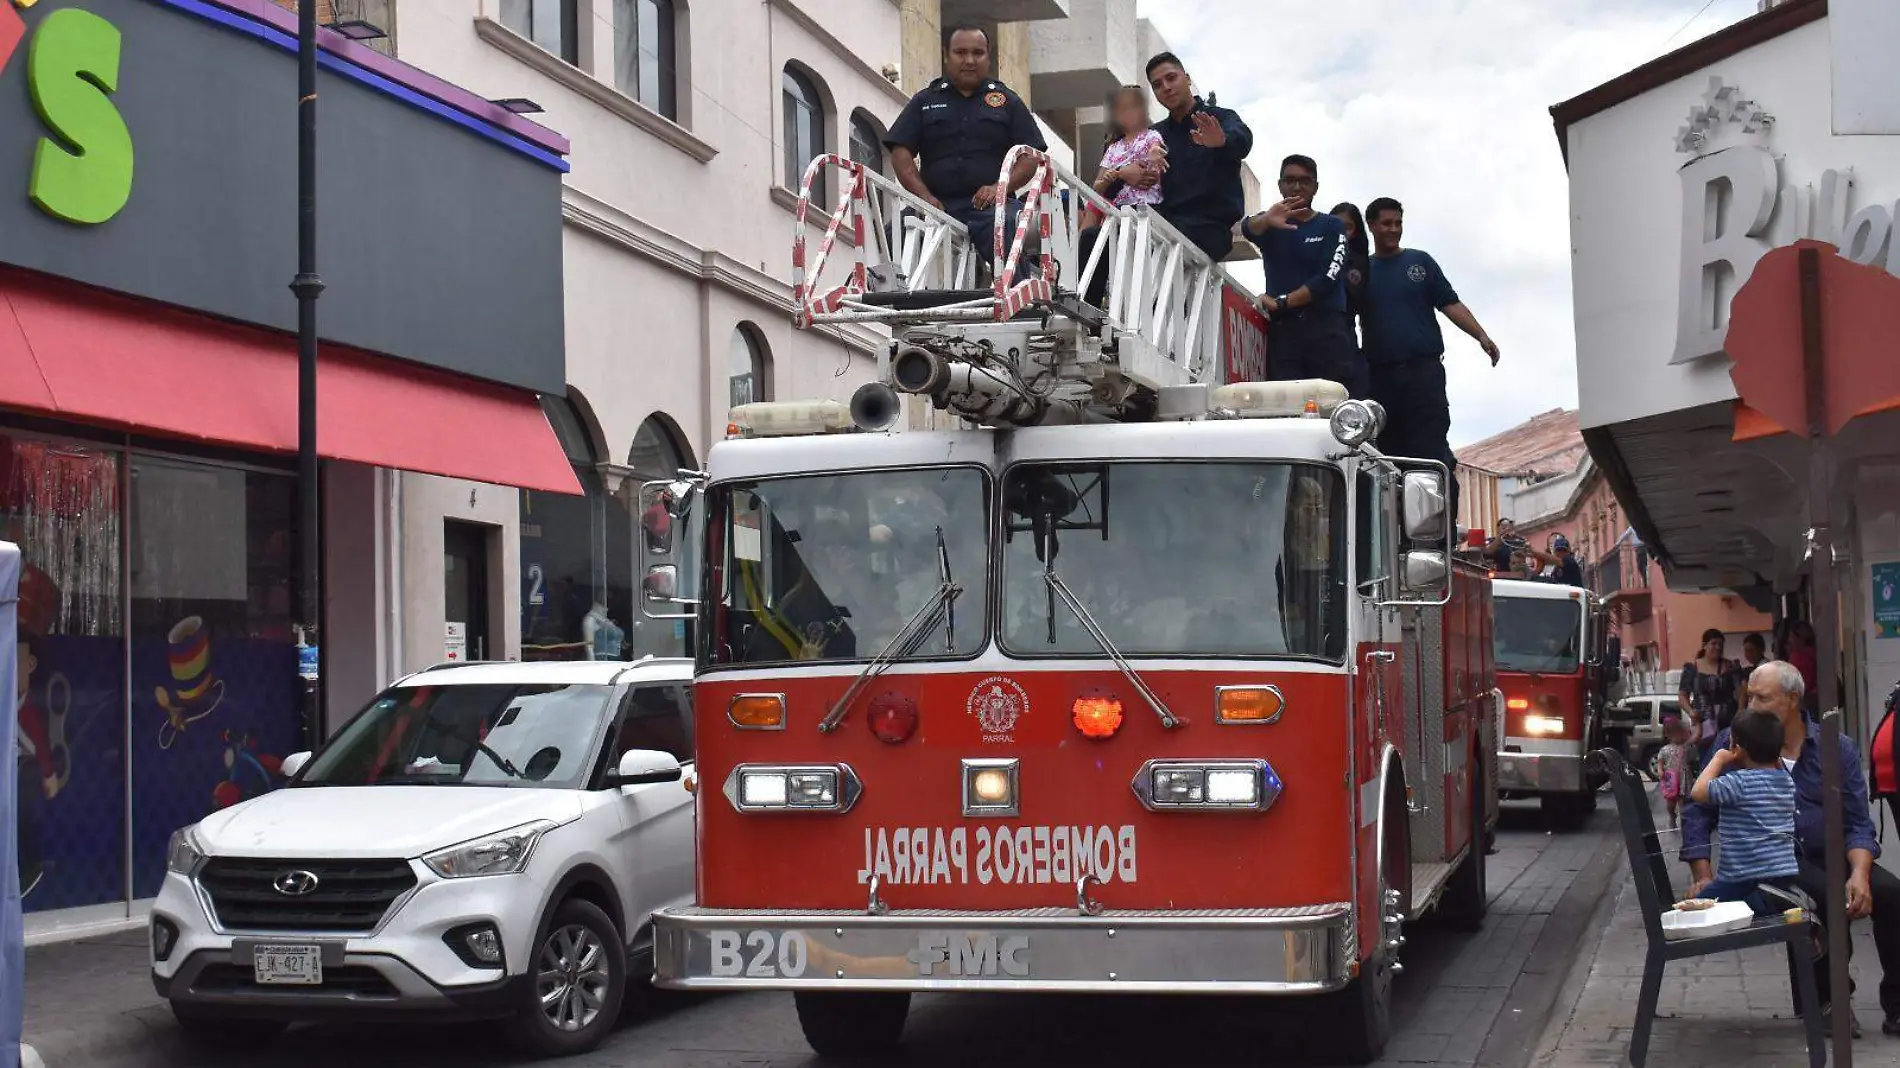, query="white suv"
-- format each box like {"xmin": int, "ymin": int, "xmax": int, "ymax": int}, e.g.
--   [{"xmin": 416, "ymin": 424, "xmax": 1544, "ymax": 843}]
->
[{"xmin": 150, "ymin": 657, "xmax": 696, "ymax": 1057}]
